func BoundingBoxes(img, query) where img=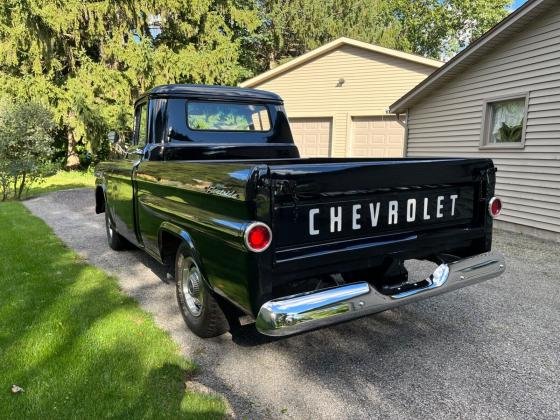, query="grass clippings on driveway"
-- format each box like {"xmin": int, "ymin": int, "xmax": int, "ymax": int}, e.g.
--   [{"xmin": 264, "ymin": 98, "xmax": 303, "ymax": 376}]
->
[{"xmin": 0, "ymin": 202, "xmax": 225, "ymax": 418}]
